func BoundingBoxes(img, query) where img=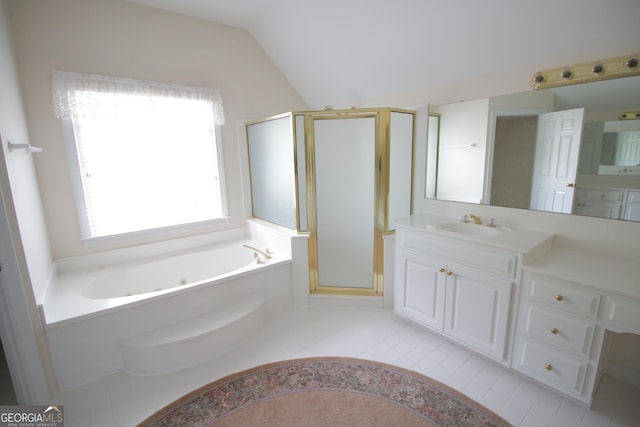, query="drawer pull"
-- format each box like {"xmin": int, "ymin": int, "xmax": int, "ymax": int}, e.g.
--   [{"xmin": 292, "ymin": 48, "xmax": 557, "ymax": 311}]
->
[
  {"xmin": 545, "ymin": 364, "xmax": 553, "ymax": 371},
  {"xmin": 554, "ymin": 294, "xmax": 564, "ymax": 302},
  {"xmin": 550, "ymin": 327, "xmax": 559, "ymax": 334},
  {"xmin": 447, "ymin": 270, "xmax": 454, "ymax": 276},
  {"xmin": 439, "ymin": 268, "xmax": 445, "ymax": 273}
]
